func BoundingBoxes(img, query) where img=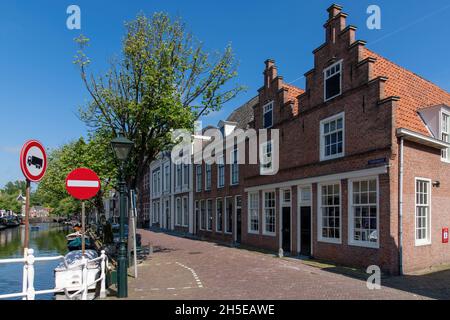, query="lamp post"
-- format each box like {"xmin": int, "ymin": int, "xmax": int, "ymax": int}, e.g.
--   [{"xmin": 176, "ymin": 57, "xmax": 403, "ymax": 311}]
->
[{"xmin": 111, "ymin": 134, "xmax": 134, "ymax": 298}]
